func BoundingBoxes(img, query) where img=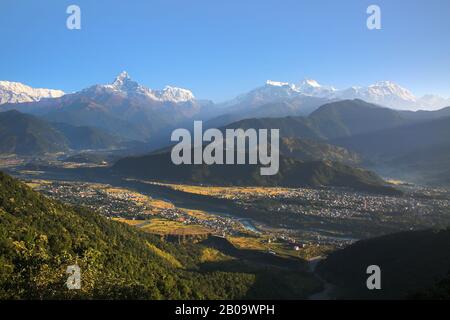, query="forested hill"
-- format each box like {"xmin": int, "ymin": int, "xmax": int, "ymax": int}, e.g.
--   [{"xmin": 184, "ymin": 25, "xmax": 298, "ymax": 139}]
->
[{"xmin": 112, "ymin": 151, "xmax": 400, "ymax": 195}]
